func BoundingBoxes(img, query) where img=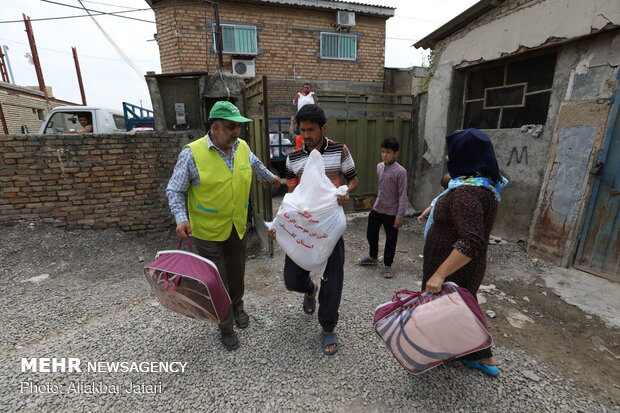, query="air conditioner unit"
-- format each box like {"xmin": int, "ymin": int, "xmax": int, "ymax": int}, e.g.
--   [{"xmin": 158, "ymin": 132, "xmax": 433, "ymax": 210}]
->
[
  {"xmin": 336, "ymin": 11, "xmax": 355, "ymax": 27},
  {"xmin": 232, "ymin": 59, "xmax": 256, "ymax": 78}
]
